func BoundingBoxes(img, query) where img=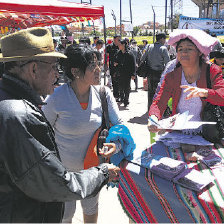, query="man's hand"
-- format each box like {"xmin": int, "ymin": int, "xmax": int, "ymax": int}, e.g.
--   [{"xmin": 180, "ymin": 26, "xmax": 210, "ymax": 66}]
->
[
  {"xmin": 106, "ymin": 163, "xmax": 120, "ymax": 182},
  {"xmin": 180, "ymin": 85, "xmax": 208, "ymax": 100}
]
